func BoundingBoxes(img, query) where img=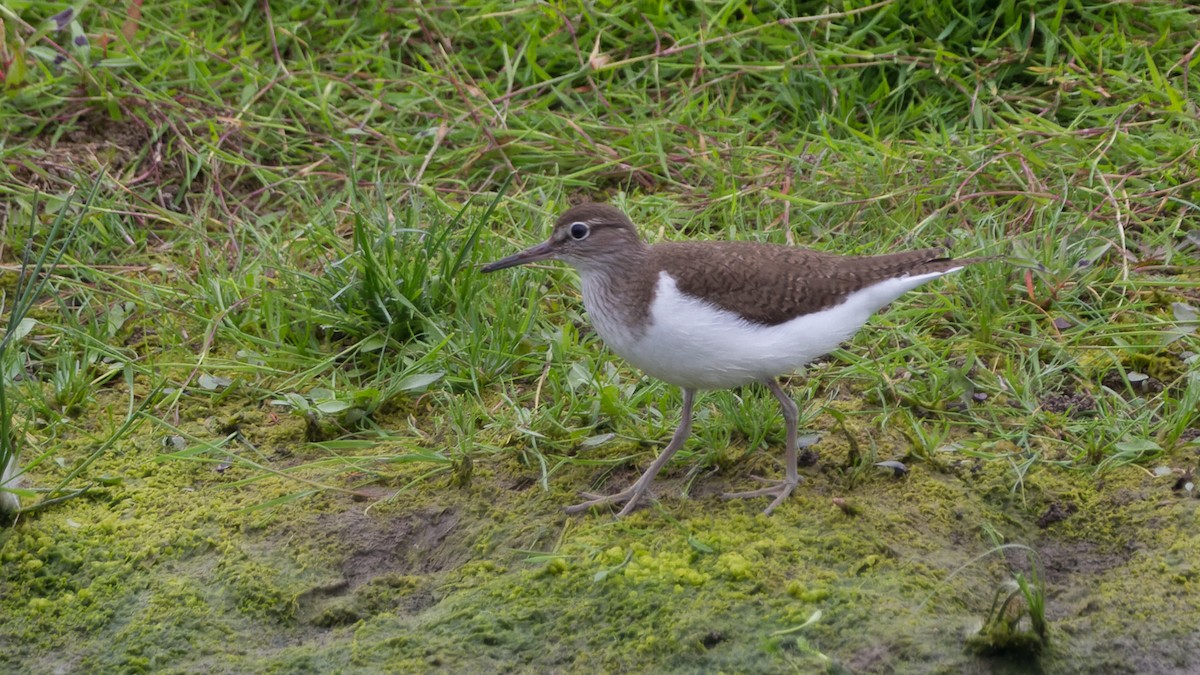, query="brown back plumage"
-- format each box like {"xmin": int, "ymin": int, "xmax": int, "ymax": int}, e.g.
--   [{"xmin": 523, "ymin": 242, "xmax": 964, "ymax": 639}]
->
[{"xmin": 650, "ymin": 242, "xmax": 980, "ymax": 326}]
